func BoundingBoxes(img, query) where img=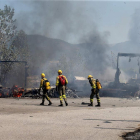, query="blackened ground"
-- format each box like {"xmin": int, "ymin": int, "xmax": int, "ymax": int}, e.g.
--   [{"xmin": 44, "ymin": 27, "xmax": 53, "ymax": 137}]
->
[{"xmin": 122, "ymin": 129, "xmax": 140, "ymax": 140}]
